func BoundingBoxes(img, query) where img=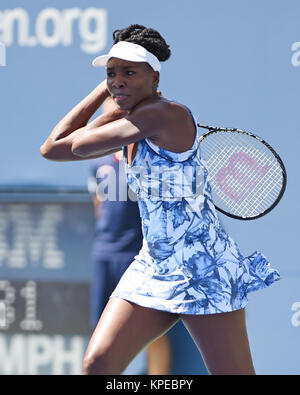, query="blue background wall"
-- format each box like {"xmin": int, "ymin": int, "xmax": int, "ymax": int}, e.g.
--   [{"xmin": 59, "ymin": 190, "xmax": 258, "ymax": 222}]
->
[{"xmin": 0, "ymin": 0, "xmax": 299, "ymax": 374}]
